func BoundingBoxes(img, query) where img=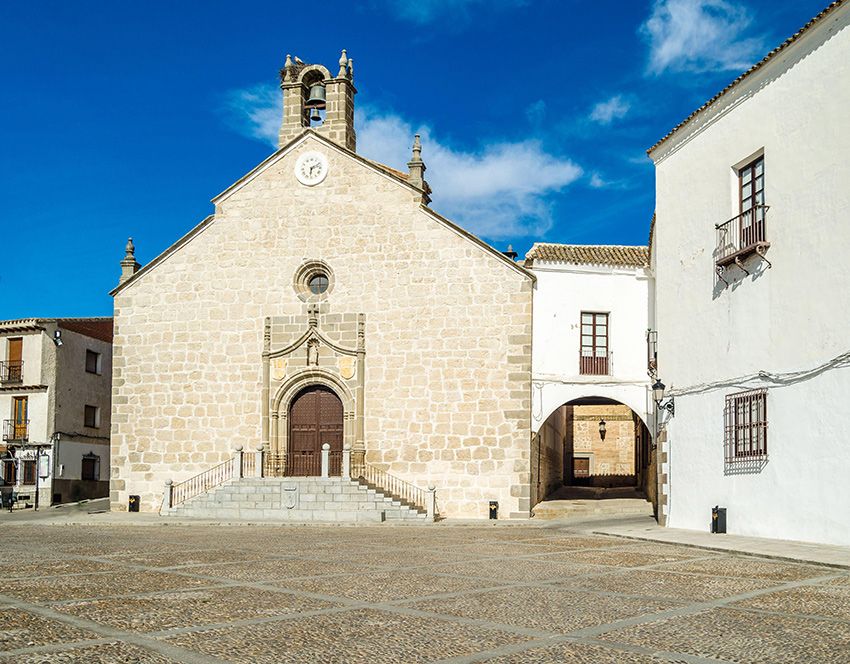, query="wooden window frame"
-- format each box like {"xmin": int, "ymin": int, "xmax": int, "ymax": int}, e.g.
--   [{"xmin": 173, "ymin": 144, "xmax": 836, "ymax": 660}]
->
[
  {"xmin": 21, "ymin": 459, "xmax": 36, "ymax": 485},
  {"xmin": 85, "ymin": 350, "xmax": 102, "ymax": 375},
  {"xmin": 579, "ymin": 312, "xmax": 610, "ymax": 375},
  {"xmin": 738, "ymin": 155, "xmax": 765, "ymax": 214},
  {"xmin": 84, "ymin": 405, "xmax": 100, "ymax": 429},
  {"xmin": 81, "ymin": 454, "xmax": 100, "ymax": 482},
  {"xmin": 724, "ymin": 389, "xmax": 768, "ymax": 461},
  {"xmin": 2, "ymin": 459, "xmax": 15, "ymax": 485}
]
